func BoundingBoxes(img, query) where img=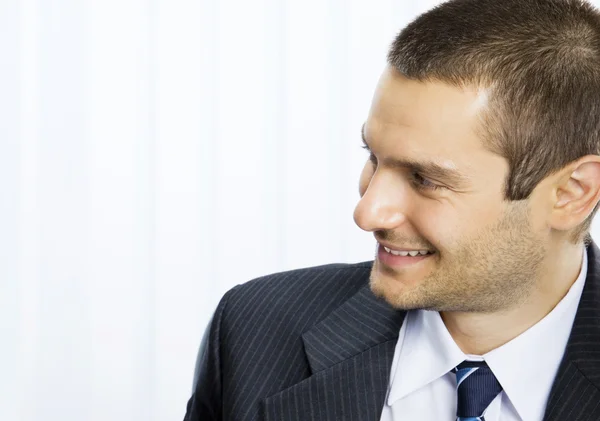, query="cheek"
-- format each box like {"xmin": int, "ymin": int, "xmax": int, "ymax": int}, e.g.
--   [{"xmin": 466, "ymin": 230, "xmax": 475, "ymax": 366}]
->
[
  {"xmin": 410, "ymin": 203, "xmax": 453, "ymax": 247},
  {"xmin": 410, "ymin": 195, "xmax": 494, "ymax": 252},
  {"xmin": 419, "ymin": 199, "xmax": 504, "ymax": 251}
]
